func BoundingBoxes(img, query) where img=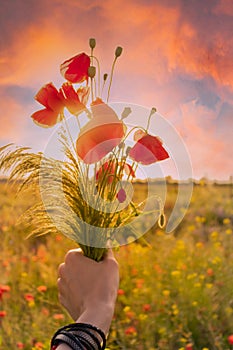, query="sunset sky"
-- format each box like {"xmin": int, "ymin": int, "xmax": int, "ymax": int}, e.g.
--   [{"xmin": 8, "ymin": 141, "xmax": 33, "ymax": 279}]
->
[{"xmin": 0, "ymin": 0, "xmax": 232, "ymax": 180}]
